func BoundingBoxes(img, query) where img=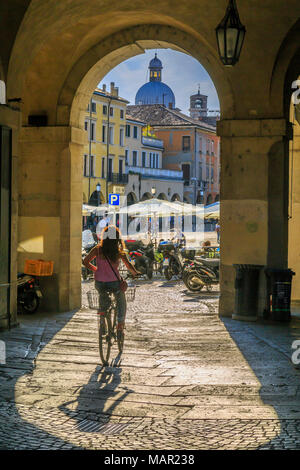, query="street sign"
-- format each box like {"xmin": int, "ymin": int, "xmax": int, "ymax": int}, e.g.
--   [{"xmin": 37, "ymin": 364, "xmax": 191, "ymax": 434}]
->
[{"xmin": 109, "ymin": 193, "xmax": 120, "ymax": 205}]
